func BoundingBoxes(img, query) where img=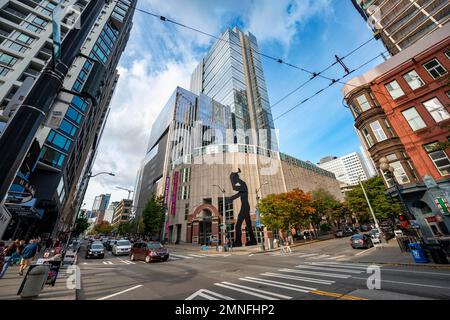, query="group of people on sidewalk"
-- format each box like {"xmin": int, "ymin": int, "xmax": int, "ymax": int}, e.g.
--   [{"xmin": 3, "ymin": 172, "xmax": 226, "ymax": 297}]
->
[{"xmin": 0, "ymin": 237, "xmax": 62, "ymax": 278}]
